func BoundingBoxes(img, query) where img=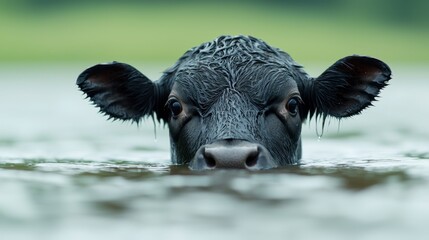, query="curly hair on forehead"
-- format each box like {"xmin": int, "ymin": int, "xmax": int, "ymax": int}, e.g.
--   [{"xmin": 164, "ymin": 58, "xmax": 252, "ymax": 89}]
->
[
  {"xmin": 184, "ymin": 35, "xmax": 297, "ymax": 66},
  {"xmin": 163, "ymin": 35, "xmax": 298, "ymax": 75}
]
